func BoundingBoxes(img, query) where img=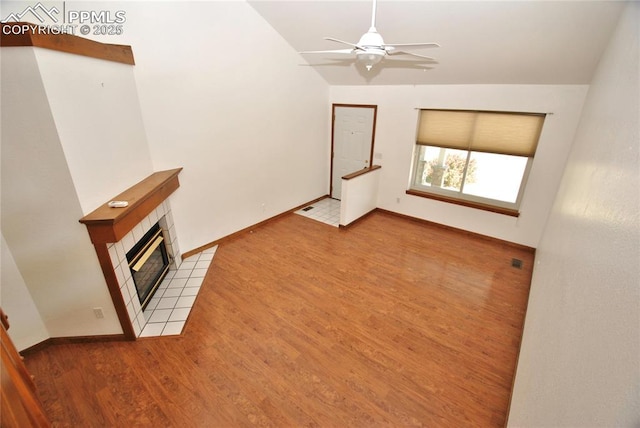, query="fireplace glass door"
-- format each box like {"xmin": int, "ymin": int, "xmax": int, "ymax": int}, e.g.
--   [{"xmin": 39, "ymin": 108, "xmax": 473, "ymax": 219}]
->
[{"xmin": 126, "ymin": 223, "xmax": 170, "ymax": 309}]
